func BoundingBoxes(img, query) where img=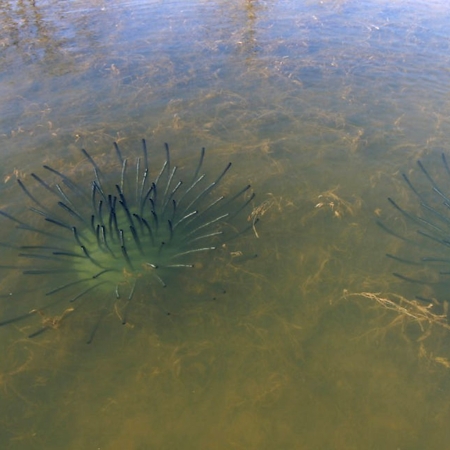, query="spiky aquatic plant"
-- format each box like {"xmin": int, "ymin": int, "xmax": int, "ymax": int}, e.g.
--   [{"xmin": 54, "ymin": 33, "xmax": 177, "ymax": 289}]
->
[
  {"xmin": 0, "ymin": 140, "xmax": 257, "ymax": 342},
  {"xmin": 380, "ymin": 153, "xmax": 450, "ymax": 315}
]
